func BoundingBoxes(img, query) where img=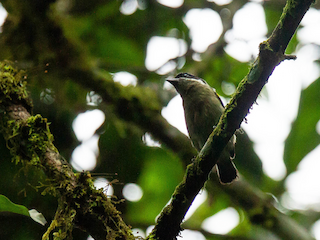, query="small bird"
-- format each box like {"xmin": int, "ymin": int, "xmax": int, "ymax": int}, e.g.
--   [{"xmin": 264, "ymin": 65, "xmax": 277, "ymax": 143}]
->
[{"xmin": 166, "ymin": 73, "xmax": 238, "ymax": 184}]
